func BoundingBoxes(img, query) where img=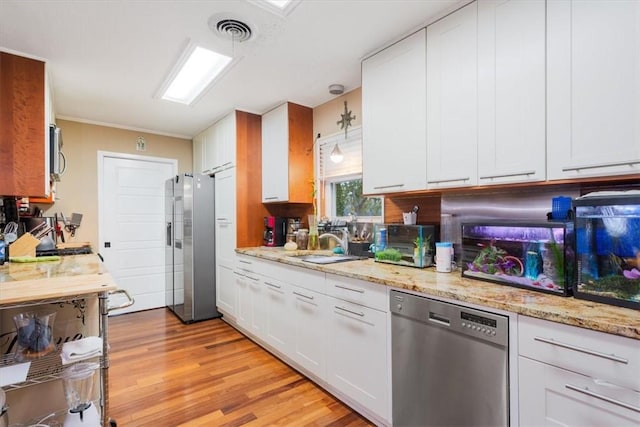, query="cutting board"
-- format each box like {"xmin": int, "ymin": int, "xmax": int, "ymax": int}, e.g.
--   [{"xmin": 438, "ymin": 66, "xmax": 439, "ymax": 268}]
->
[
  {"xmin": 9, "ymin": 233, "xmax": 40, "ymax": 257},
  {"xmin": 56, "ymin": 242, "xmax": 91, "ymax": 249}
]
